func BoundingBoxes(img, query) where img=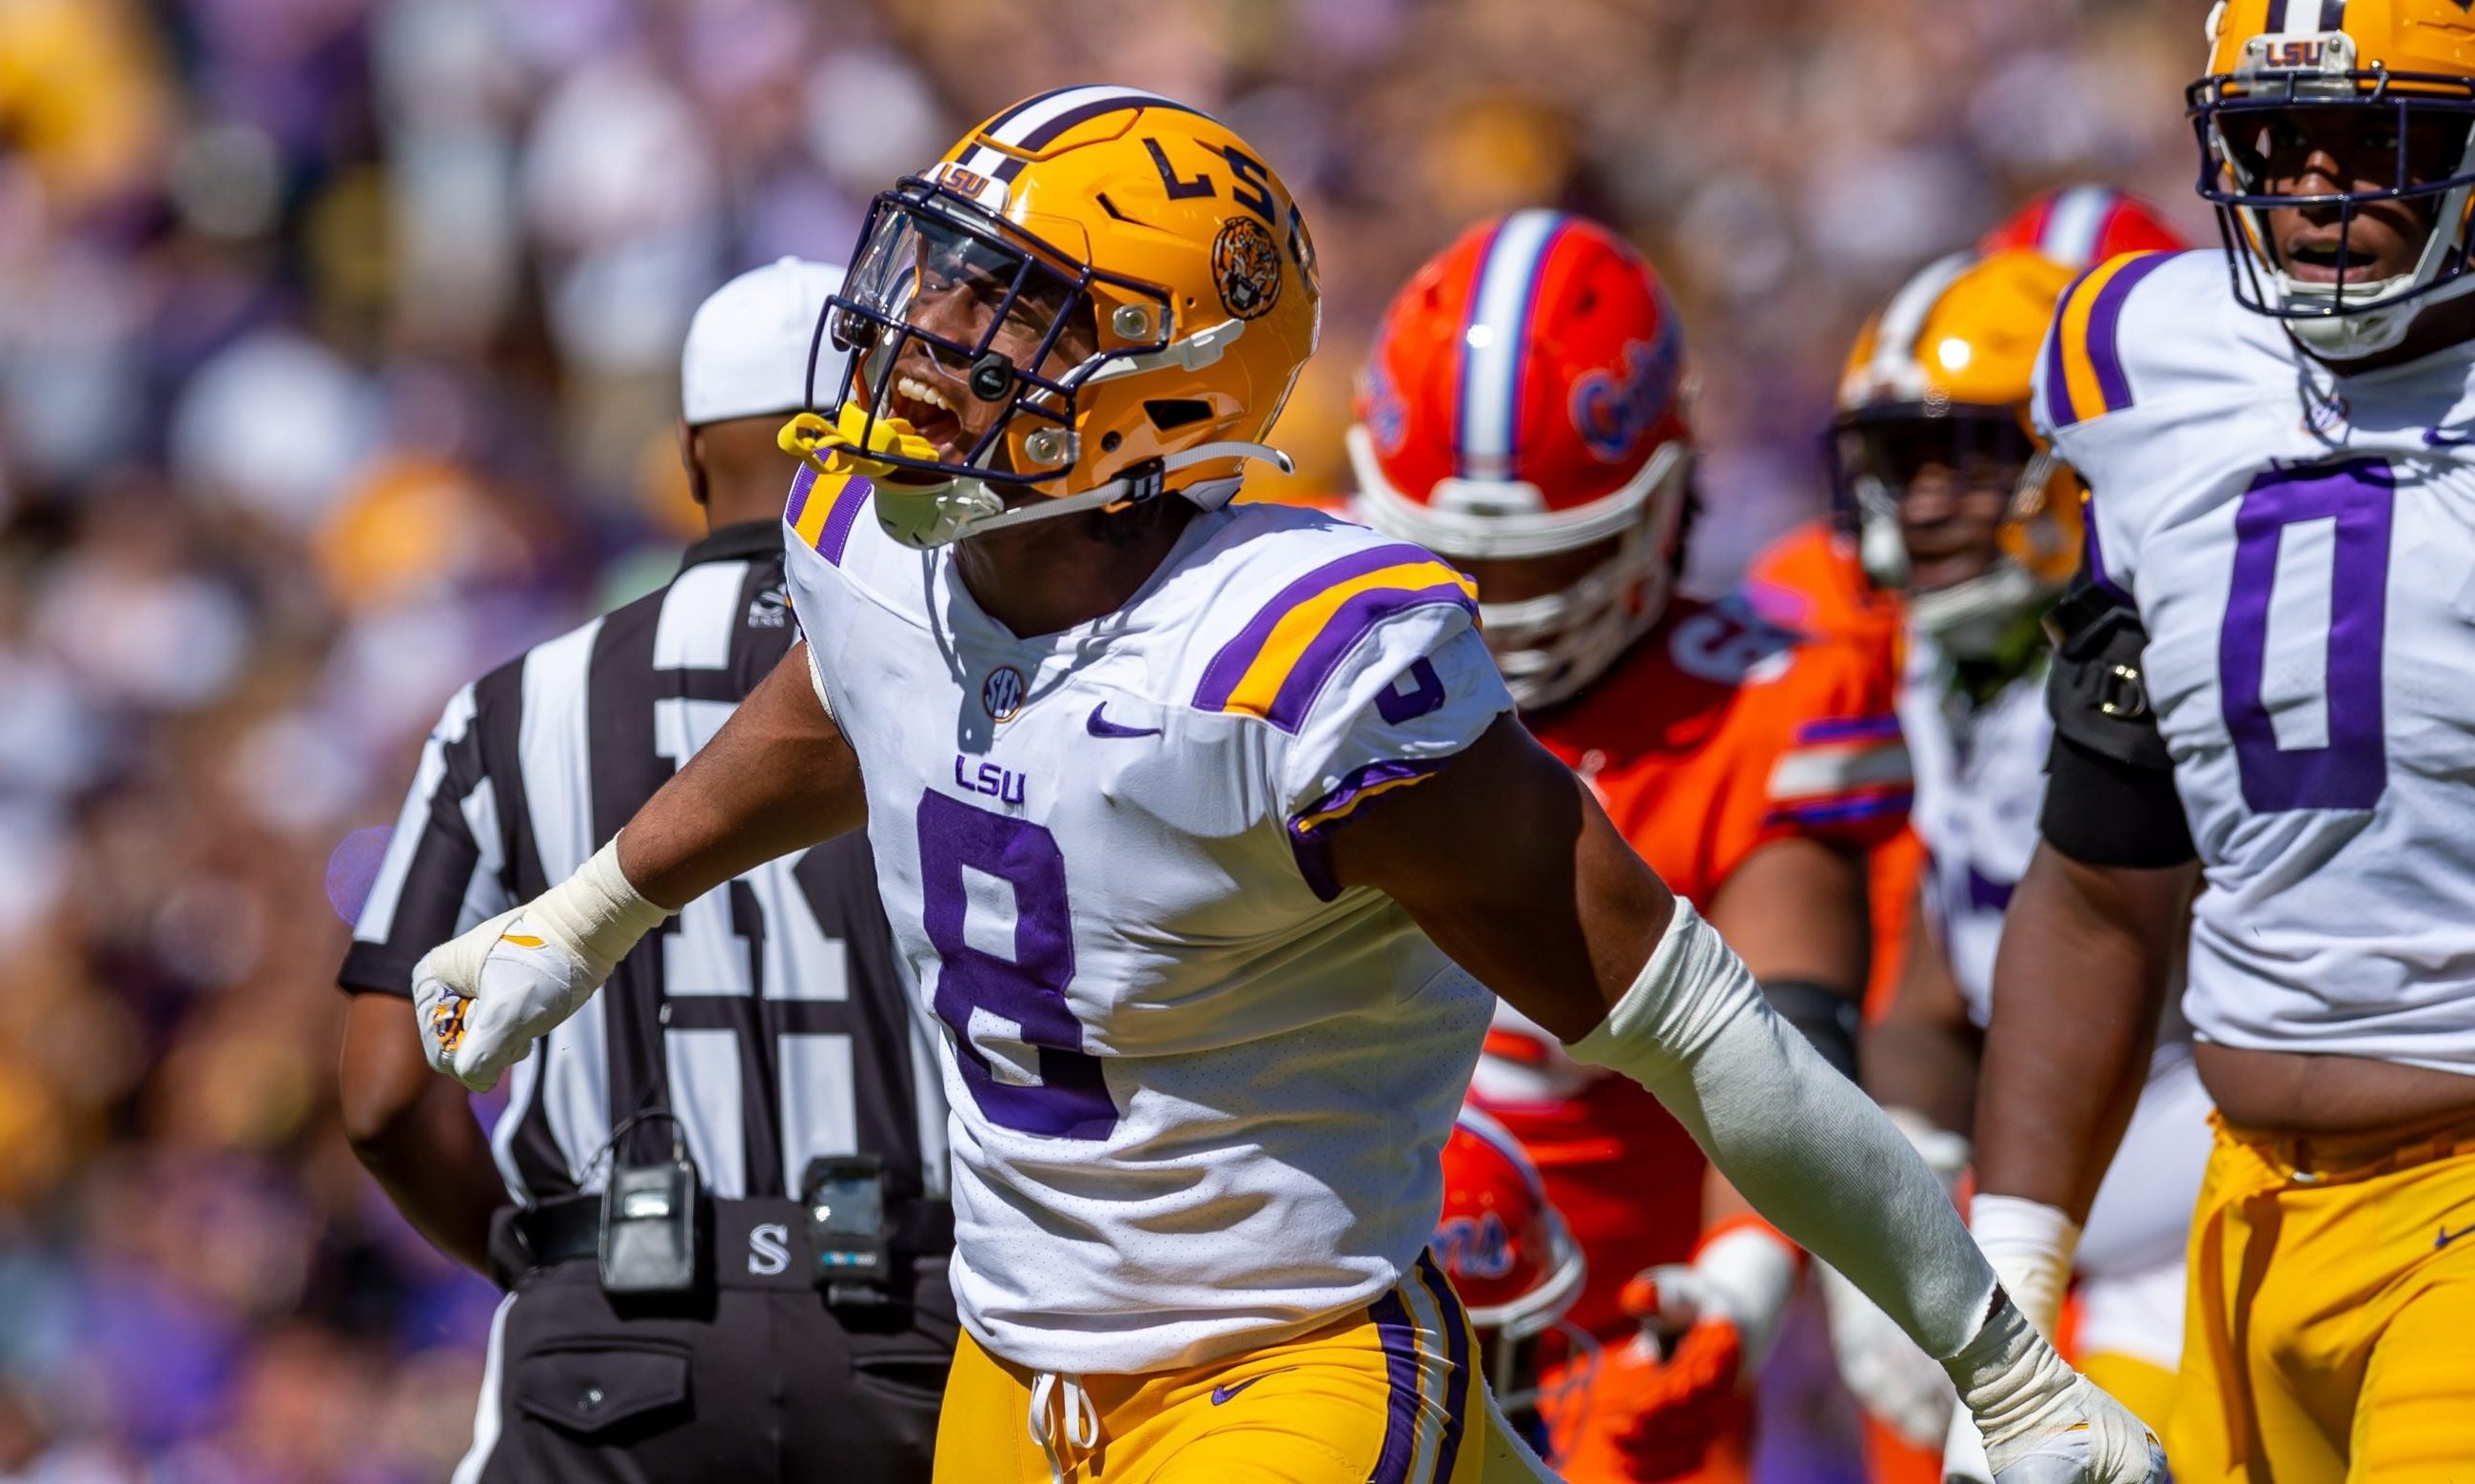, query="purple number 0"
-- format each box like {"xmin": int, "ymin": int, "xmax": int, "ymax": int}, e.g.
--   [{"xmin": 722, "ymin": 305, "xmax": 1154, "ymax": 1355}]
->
[
  {"xmin": 2217, "ymin": 459, "xmax": 2393, "ymax": 812},
  {"xmin": 917, "ymin": 791, "xmax": 1117, "ymax": 1139}
]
